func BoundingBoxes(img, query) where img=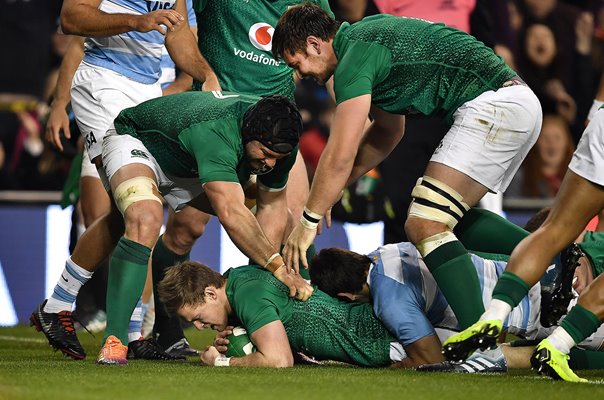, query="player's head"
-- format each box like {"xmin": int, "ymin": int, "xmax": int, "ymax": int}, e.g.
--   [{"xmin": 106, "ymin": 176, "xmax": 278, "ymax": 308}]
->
[
  {"xmin": 310, "ymin": 248, "xmax": 372, "ymax": 302},
  {"xmin": 272, "ymin": 4, "xmax": 340, "ymax": 84},
  {"xmin": 158, "ymin": 261, "xmax": 229, "ymax": 331},
  {"xmin": 242, "ymin": 95, "xmax": 302, "ymax": 174}
]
